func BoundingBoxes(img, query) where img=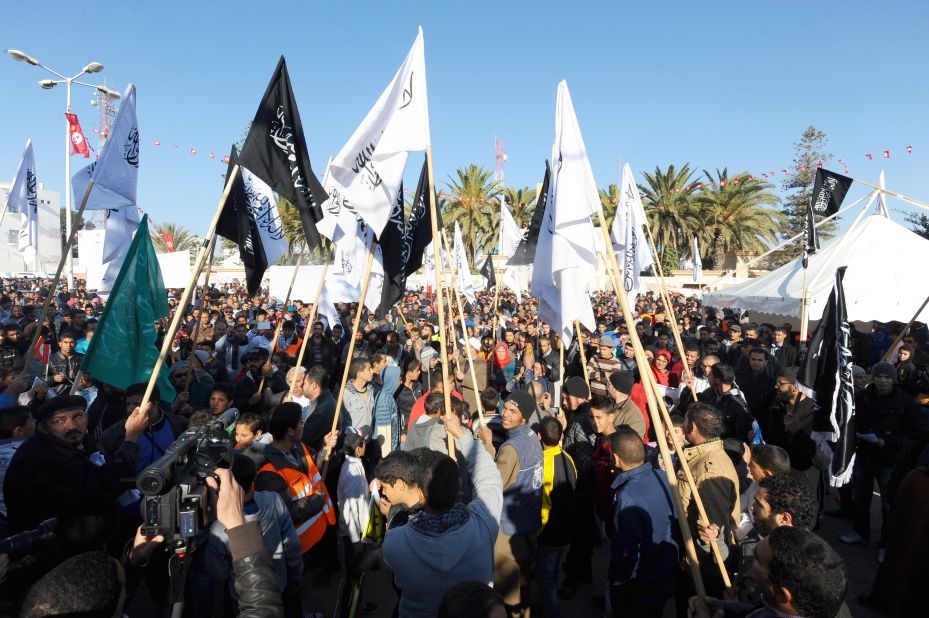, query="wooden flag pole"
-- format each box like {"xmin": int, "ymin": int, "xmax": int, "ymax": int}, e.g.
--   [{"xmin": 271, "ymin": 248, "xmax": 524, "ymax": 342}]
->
[
  {"xmin": 425, "ymin": 147, "xmax": 456, "ymax": 459},
  {"xmin": 293, "ymin": 262, "xmax": 330, "ymax": 373},
  {"xmin": 596, "ymin": 207, "xmax": 726, "ymax": 595},
  {"xmin": 138, "ymin": 166, "xmax": 241, "ymax": 413},
  {"xmin": 323, "ymin": 247, "xmax": 376, "ymax": 473},
  {"xmin": 642, "ymin": 229, "xmax": 698, "ymax": 400},
  {"xmin": 22, "ymin": 180, "xmax": 98, "ymax": 377},
  {"xmin": 881, "ymin": 291, "xmax": 929, "ymax": 362},
  {"xmin": 189, "ymin": 233, "xmax": 218, "ymax": 345},
  {"xmin": 257, "ymin": 253, "xmax": 305, "ymax": 396},
  {"xmin": 450, "ymin": 270, "xmax": 485, "ymax": 426},
  {"xmin": 799, "ymin": 262, "xmax": 811, "ymax": 344},
  {"xmin": 574, "ymin": 320, "xmax": 591, "ymax": 389}
]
